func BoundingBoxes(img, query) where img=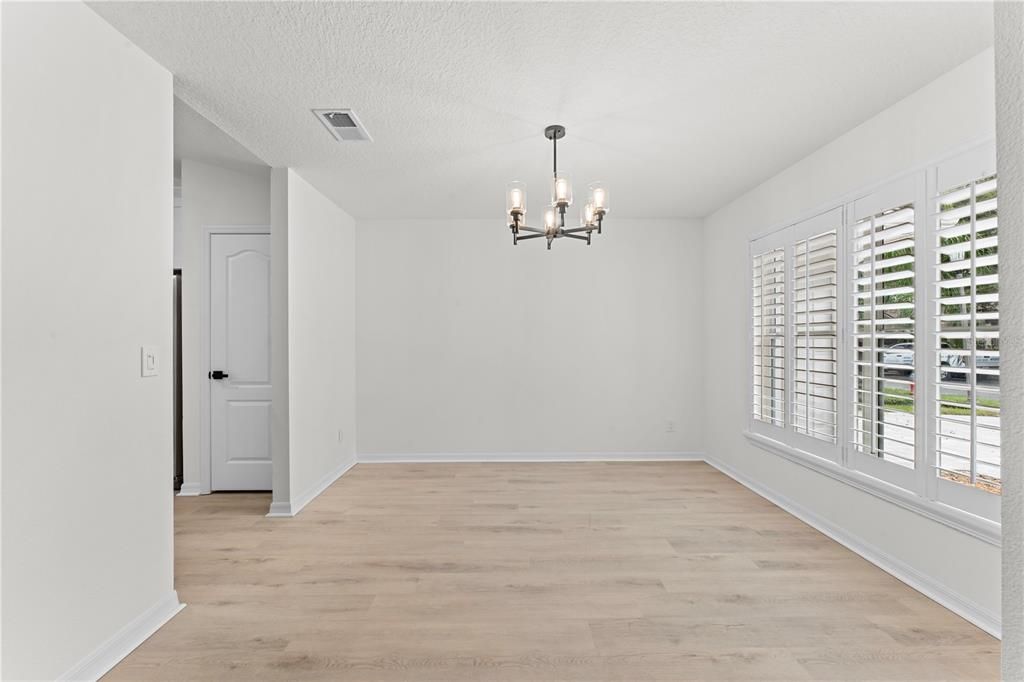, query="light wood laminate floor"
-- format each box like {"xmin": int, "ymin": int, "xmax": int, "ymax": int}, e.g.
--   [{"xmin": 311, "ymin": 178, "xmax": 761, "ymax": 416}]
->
[{"xmin": 106, "ymin": 462, "xmax": 999, "ymax": 680}]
